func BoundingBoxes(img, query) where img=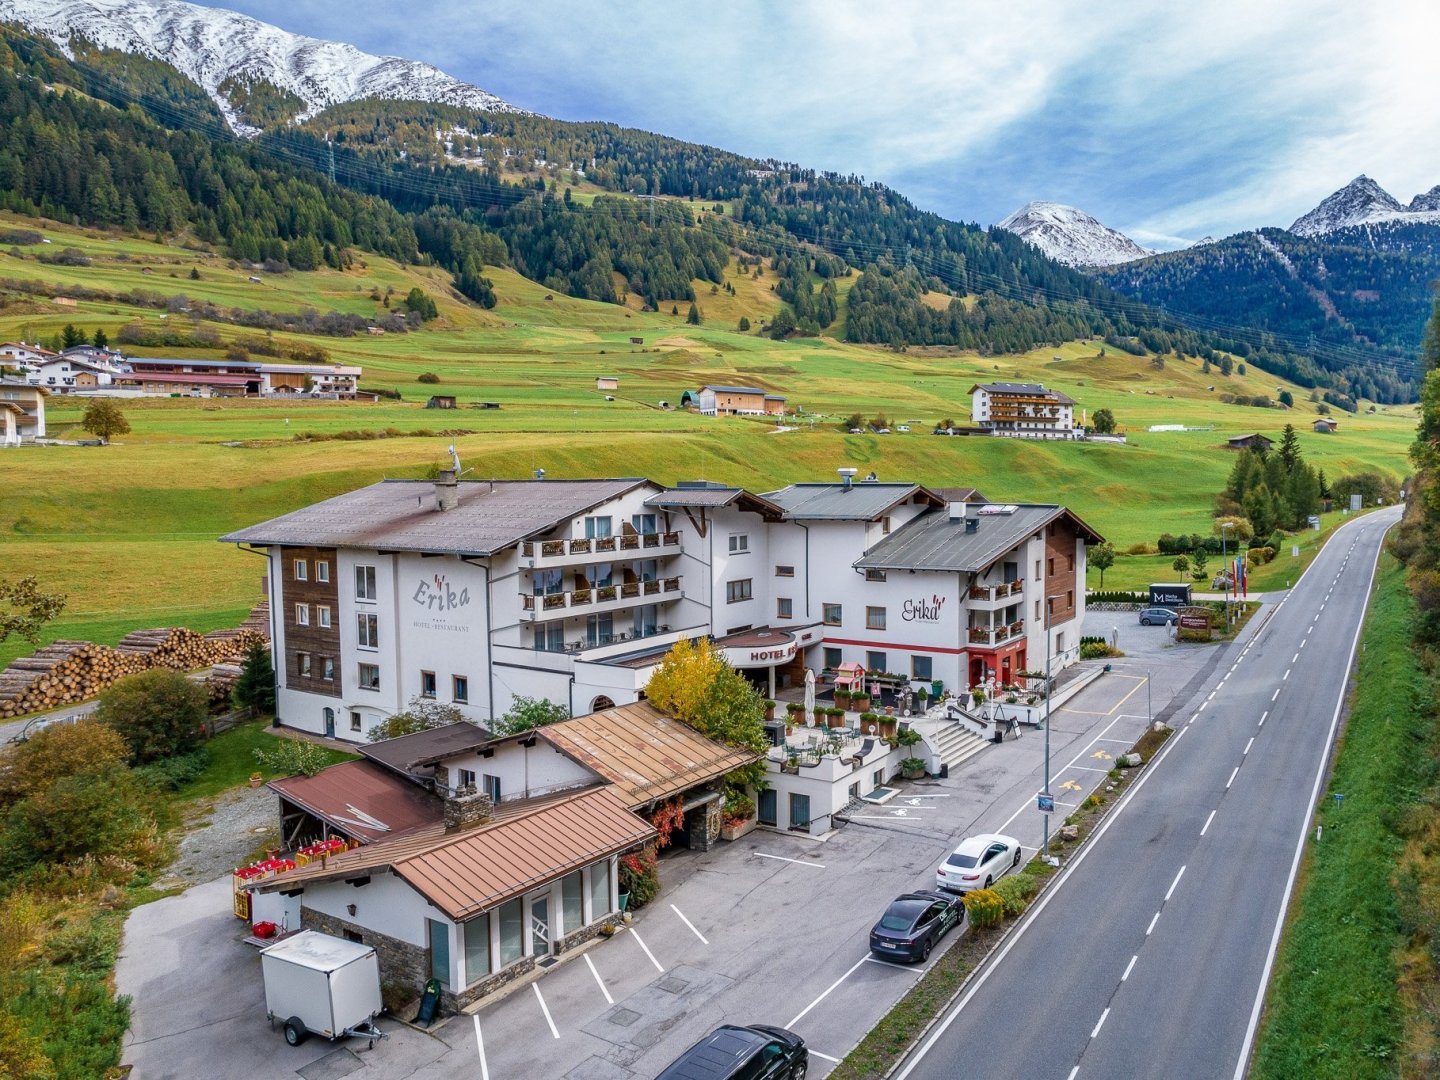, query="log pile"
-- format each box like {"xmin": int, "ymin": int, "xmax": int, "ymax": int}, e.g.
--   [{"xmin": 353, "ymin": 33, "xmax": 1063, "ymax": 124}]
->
[
  {"xmin": 204, "ymin": 663, "xmax": 244, "ymax": 709},
  {"xmin": 0, "ymin": 617, "xmax": 270, "ymax": 720}
]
